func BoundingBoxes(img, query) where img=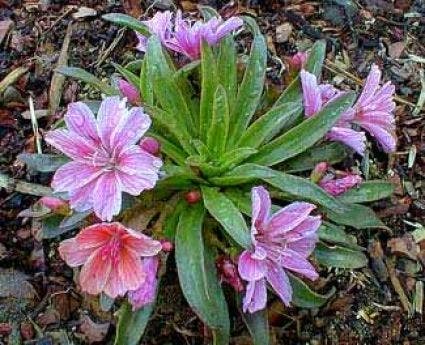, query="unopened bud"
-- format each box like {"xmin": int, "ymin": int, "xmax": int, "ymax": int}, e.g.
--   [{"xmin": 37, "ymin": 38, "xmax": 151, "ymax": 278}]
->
[
  {"xmin": 184, "ymin": 190, "xmax": 201, "ymax": 204},
  {"xmin": 140, "ymin": 137, "xmax": 161, "ymax": 156},
  {"xmin": 117, "ymin": 79, "xmax": 141, "ymax": 106},
  {"xmin": 310, "ymin": 162, "xmax": 329, "ymax": 183},
  {"xmin": 39, "ymin": 197, "xmax": 69, "ymax": 215}
]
